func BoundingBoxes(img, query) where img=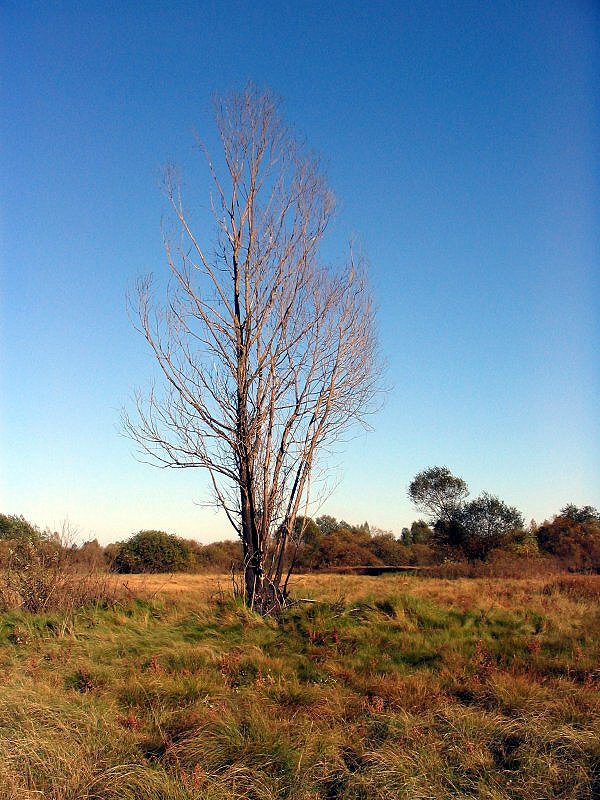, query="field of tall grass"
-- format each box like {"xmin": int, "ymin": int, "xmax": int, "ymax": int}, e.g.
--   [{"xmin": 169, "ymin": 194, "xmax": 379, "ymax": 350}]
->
[{"xmin": 1, "ymin": 573, "xmax": 599, "ymax": 799}]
